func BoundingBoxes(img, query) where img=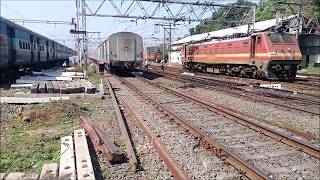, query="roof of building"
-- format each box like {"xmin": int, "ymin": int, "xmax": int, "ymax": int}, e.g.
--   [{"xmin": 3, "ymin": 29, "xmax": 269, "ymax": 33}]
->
[{"xmin": 172, "ymin": 15, "xmax": 297, "ymax": 45}]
